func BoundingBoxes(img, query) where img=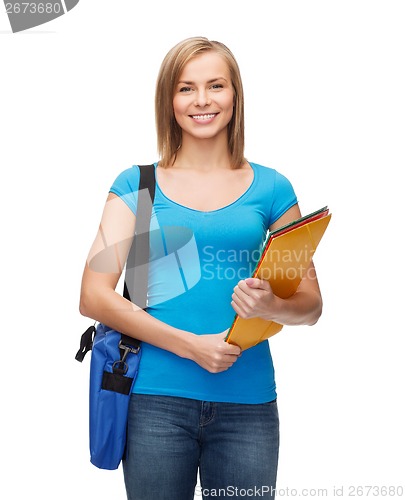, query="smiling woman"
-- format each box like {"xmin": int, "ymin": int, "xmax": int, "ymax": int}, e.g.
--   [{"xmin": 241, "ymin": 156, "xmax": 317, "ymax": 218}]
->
[
  {"xmin": 79, "ymin": 36, "xmax": 323, "ymax": 500},
  {"xmin": 172, "ymin": 53, "xmax": 235, "ymax": 144},
  {"xmin": 155, "ymin": 37, "xmax": 245, "ymax": 169}
]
